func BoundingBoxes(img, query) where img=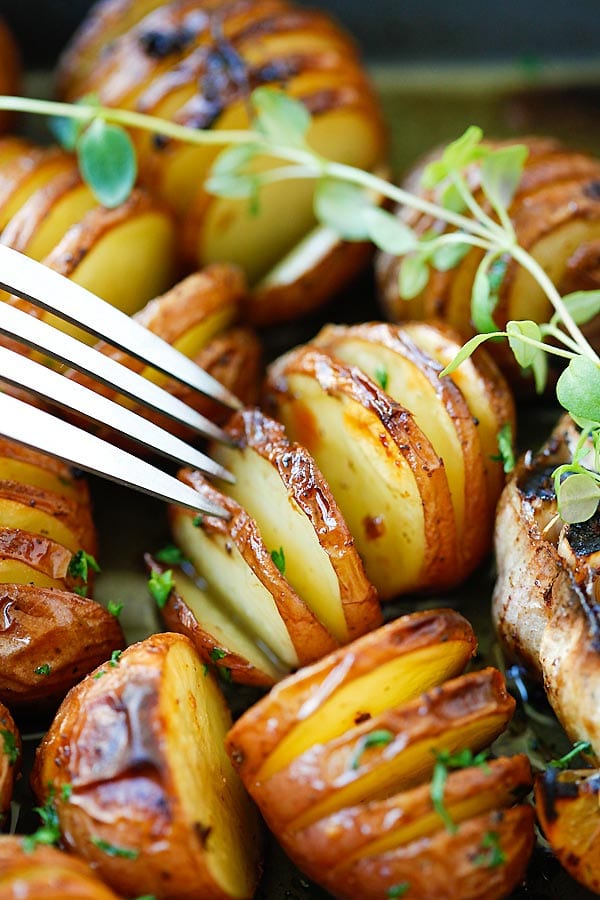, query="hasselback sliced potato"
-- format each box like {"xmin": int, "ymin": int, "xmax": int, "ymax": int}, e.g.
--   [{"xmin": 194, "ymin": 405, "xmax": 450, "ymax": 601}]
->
[
  {"xmin": 376, "ymin": 137, "xmax": 600, "ymax": 380},
  {"xmin": 58, "ymin": 0, "xmax": 388, "ymax": 322},
  {"xmin": 32, "ymin": 633, "xmax": 262, "ymax": 900},
  {"xmin": 227, "ymin": 611, "xmax": 533, "ymax": 900}
]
